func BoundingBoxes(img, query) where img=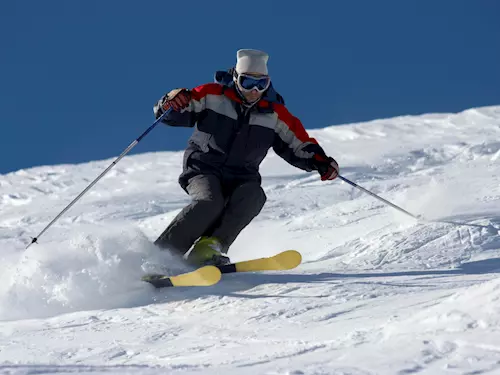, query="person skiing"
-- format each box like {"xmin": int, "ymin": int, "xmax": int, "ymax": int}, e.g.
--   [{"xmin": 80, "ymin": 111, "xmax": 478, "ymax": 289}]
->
[{"xmin": 152, "ymin": 49, "xmax": 339, "ymax": 266}]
